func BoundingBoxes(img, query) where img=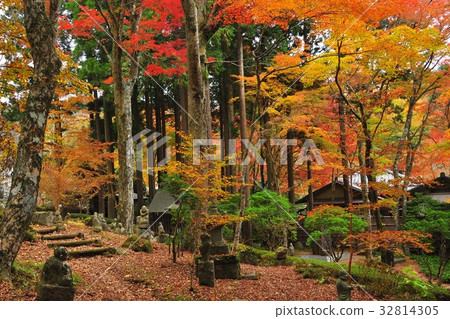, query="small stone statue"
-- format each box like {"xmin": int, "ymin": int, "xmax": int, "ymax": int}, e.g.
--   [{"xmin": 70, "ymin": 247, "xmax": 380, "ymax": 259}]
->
[
  {"xmin": 275, "ymin": 246, "xmax": 288, "ymax": 260},
  {"xmin": 92, "ymin": 212, "xmax": 102, "ymax": 233},
  {"xmin": 116, "ymin": 223, "xmax": 126, "ymax": 235},
  {"xmin": 147, "ymin": 230, "xmax": 156, "ymax": 242},
  {"xmin": 336, "ymin": 270, "xmax": 353, "ymax": 301},
  {"xmin": 97, "ymin": 213, "xmax": 109, "ymax": 231},
  {"xmin": 157, "ymin": 222, "xmax": 169, "ymax": 243},
  {"xmin": 137, "ymin": 206, "xmax": 149, "ymax": 230},
  {"xmin": 53, "ymin": 205, "xmax": 65, "ymax": 231},
  {"xmin": 157, "ymin": 222, "xmax": 165, "ymax": 236},
  {"xmin": 64, "ymin": 212, "xmax": 71, "ymax": 221},
  {"xmin": 199, "ymin": 232, "xmax": 211, "ymax": 261},
  {"xmin": 288, "ymin": 243, "xmax": 295, "ymax": 256},
  {"xmin": 111, "ymin": 218, "xmax": 117, "ymax": 229},
  {"xmin": 198, "ymin": 232, "xmax": 214, "ymax": 287},
  {"xmin": 37, "ymin": 247, "xmax": 75, "ymax": 301}
]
